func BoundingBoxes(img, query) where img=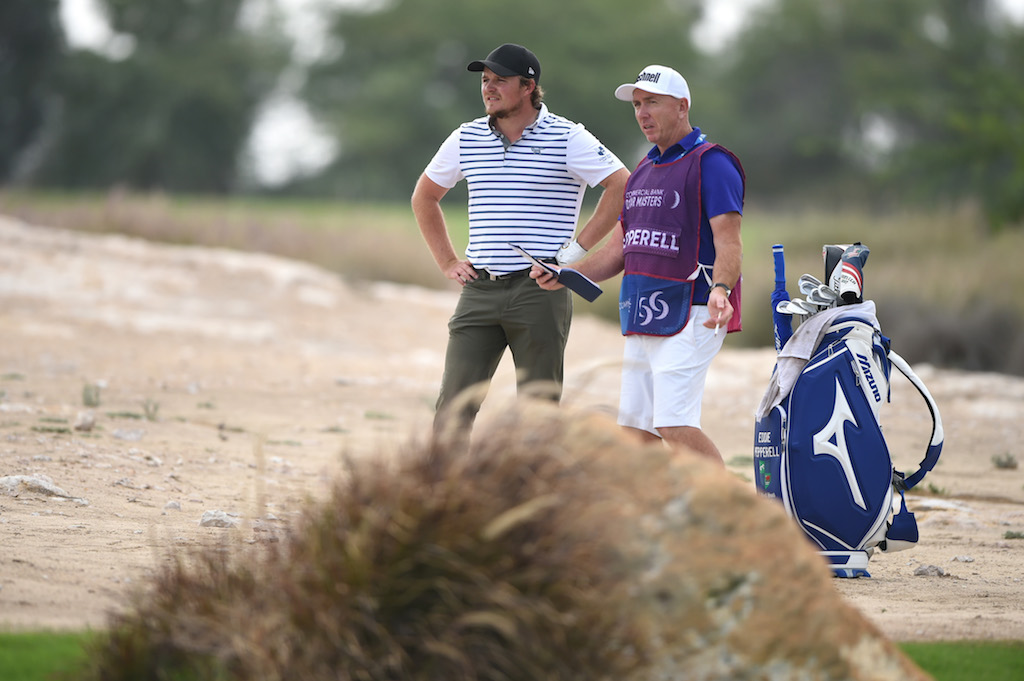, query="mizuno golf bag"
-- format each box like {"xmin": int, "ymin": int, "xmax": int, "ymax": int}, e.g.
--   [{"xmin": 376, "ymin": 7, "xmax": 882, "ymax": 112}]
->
[{"xmin": 755, "ymin": 244, "xmax": 944, "ymax": 578}]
